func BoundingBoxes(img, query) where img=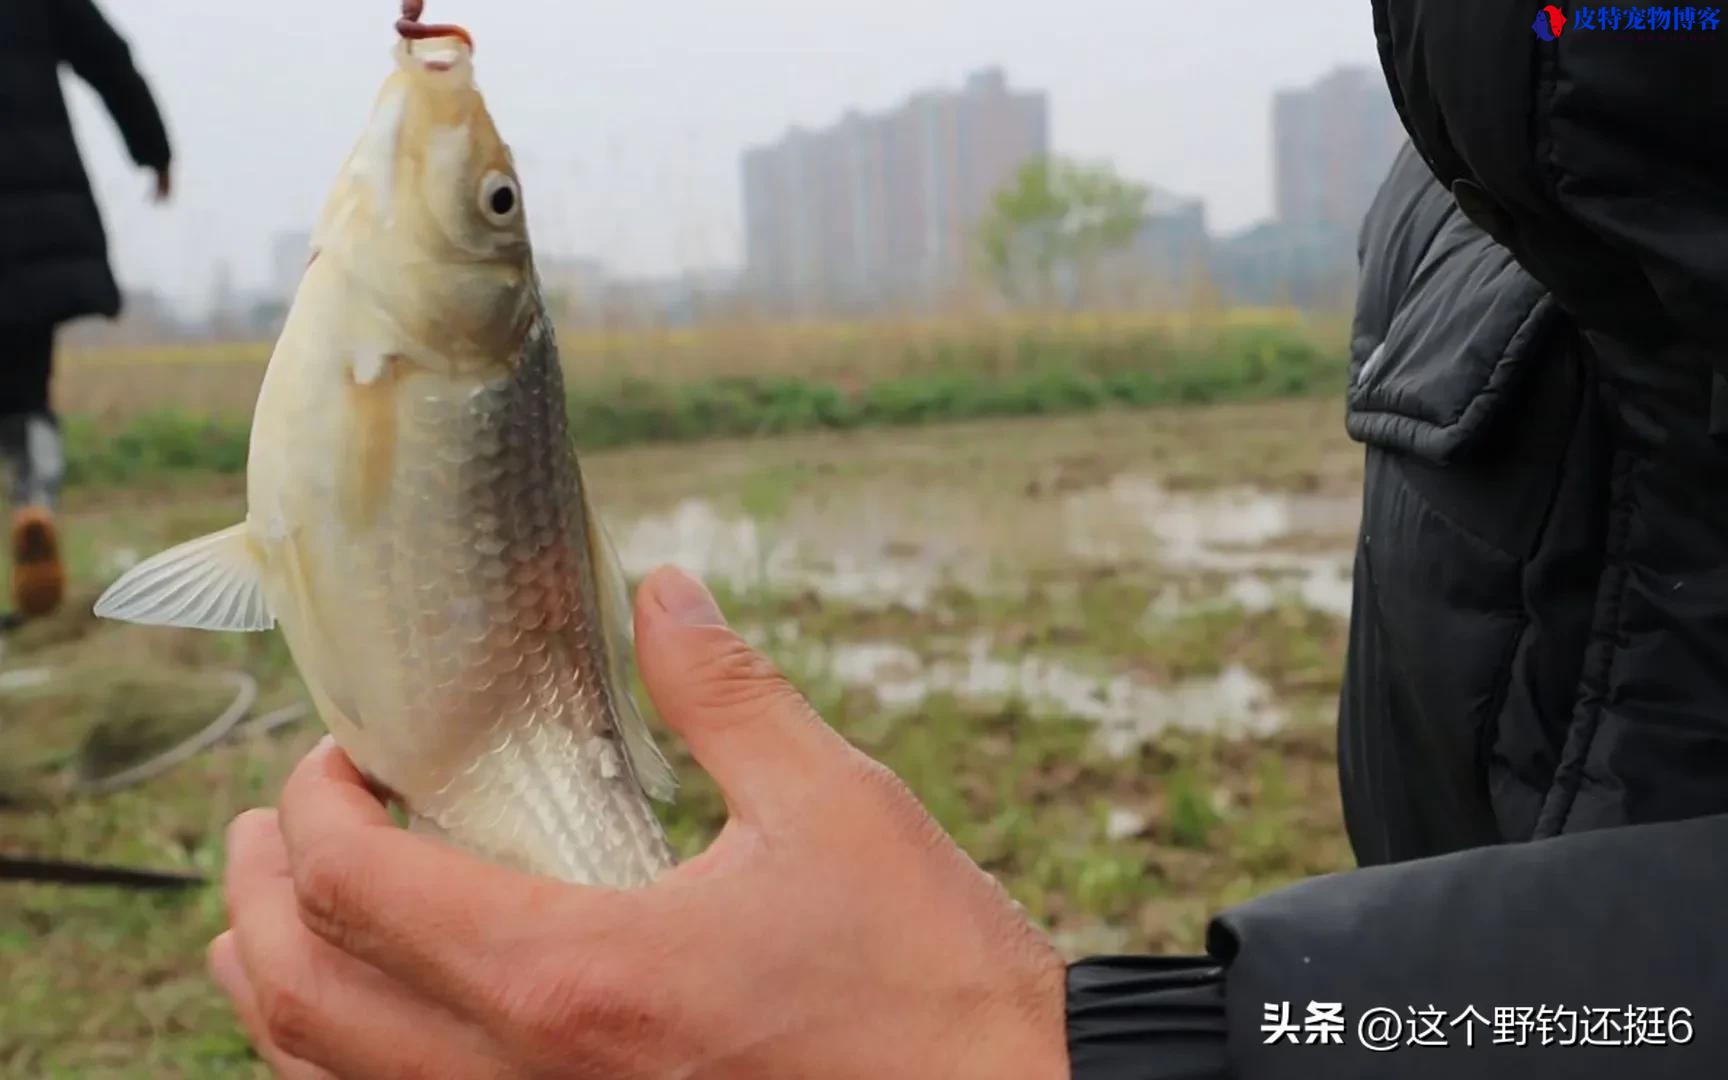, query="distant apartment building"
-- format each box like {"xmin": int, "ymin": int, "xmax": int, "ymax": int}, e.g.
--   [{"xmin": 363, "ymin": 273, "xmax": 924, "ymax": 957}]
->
[
  {"xmin": 1212, "ymin": 220, "xmax": 1359, "ymax": 309},
  {"xmin": 1080, "ymin": 186, "xmax": 1211, "ymax": 309},
  {"xmin": 1129, "ymin": 188, "xmax": 1211, "ymax": 301},
  {"xmin": 742, "ymin": 68, "xmax": 1050, "ymax": 317},
  {"xmin": 1272, "ymin": 66, "xmax": 1405, "ymax": 236}
]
